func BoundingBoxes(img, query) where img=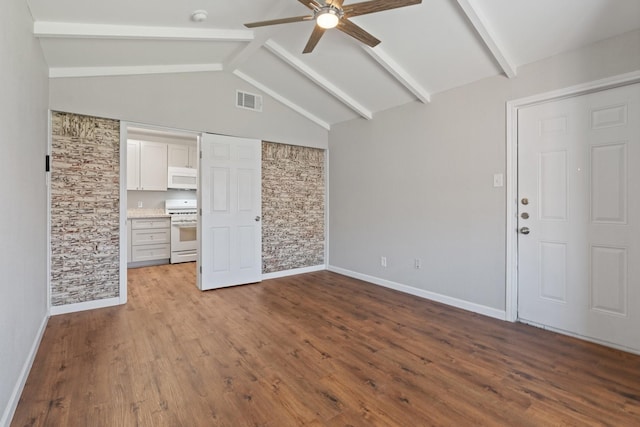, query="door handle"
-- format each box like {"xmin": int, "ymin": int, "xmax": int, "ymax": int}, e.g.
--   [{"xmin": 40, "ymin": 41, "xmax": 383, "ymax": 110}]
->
[
  {"xmin": 255, "ymin": 216, "xmax": 261, "ymax": 222},
  {"xmin": 520, "ymin": 227, "xmax": 530, "ymax": 235}
]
